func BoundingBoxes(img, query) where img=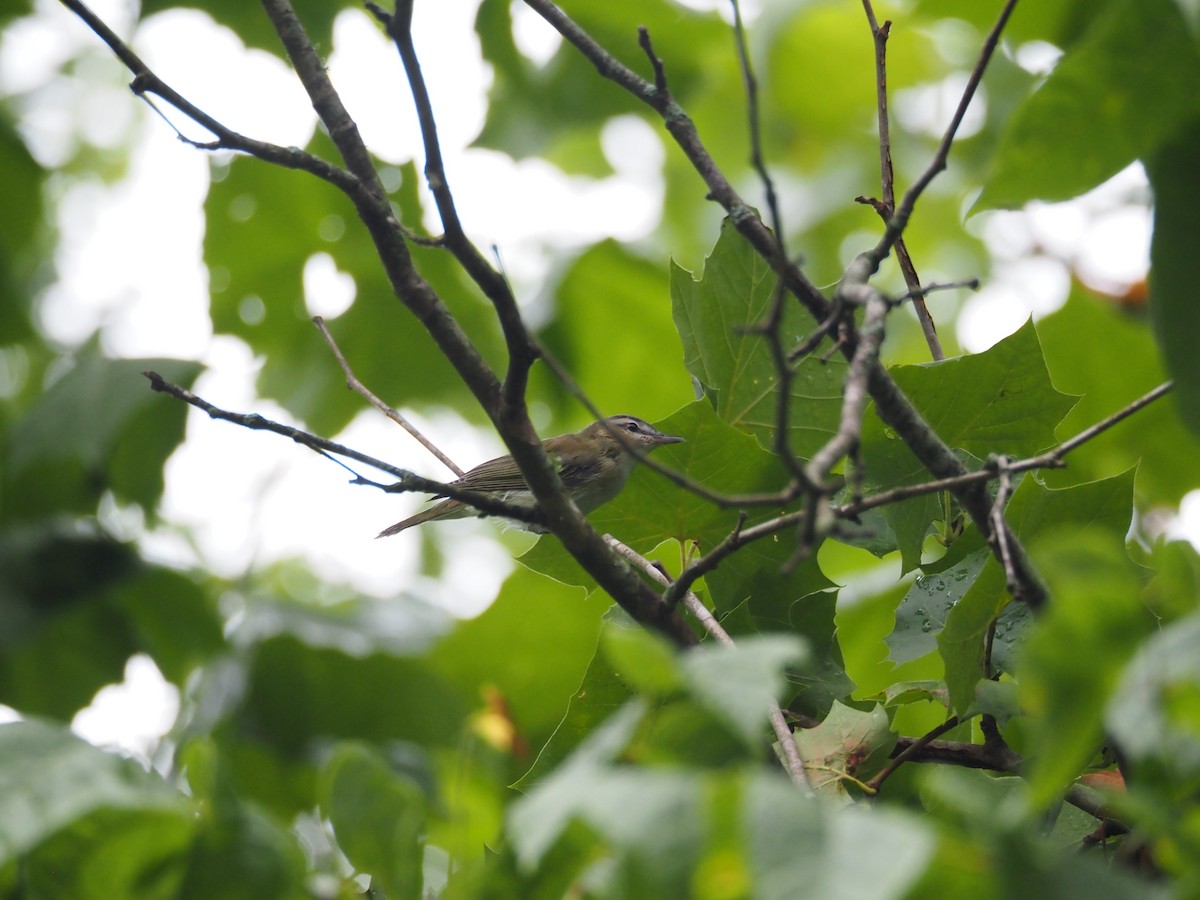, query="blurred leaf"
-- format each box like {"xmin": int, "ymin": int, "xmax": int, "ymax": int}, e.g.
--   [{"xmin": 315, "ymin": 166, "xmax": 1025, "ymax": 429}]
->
[
  {"xmin": 672, "ymin": 218, "xmax": 847, "ymax": 458},
  {"xmin": 1039, "ymin": 288, "xmax": 1200, "ymax": 506},
  {"xmin": 1019, "ymin": 528, "xmax": 1153, "ymax": 806},
  {"xmin": 513, "ymin": 606, "xmax": 637, "ymax": 790},
  {"xmin": 237, "ymin": 628, "xmax": 464, "ymax": 753},
  {"xmin": 428, "ymin": 565, "xmax": 603, "ymax": 753},
  {"xmin": 0, "ymin": 531, "xmax": 139, "ymax": 718},
  {"xmin": 1148, "ymin": 116, "xmax": 1200, "ymax": 434},
  {"xmin": 681, "ymin": 634, "xmax": 808, "ymax": 747},
  {"xmin": 321, "ymin": 743, "xmax": 426, "ymax": 898},
  {"xmin": 138, "ymin": 0, "xmax": 348, "ymax": 57},
  {"xmin": 4, "ymin": 353, "xmax": 200, "ymax": 518},
  {"xmin": 1107, "ymin": 611, "xmax": 1200, "ymax": 783},
  {"xmin": 510, "ymin": 699, "xmax": 703, "ymax": 896},
  {"xmin": 234, "ymin": 592, "xmax": 451, "ymax": 658},
  {"xmin": 795, "ymin": 701, "xmax": 895, "ymax": 797},
  {"xmin": 475, "ymin": 0, "xmax": 731, "ymax": 174},
  {"xmin": 206, "ymin": 153, "xmax": 504, "ymax": 434},
  {"xmin": 746, "ymin": 772, "xmax": 934, "ymax": 899},
  {"xmin": 508, "ymin": 701, "xmax": 646, "ymax": 868},
  {"xmin": 0, "ymin": 720, "xmax": 187, "ymax": 866},
  {"xmin": 0, "ymin": 118, "xmax": 43, "ymax": 345},
  {"xmin": 600, "ymin": 624, "xmax": 686, "ymax": 698},
  {"xmin": 978, "ymin": 0, "xmax": 1200, "ymax": 209}
]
